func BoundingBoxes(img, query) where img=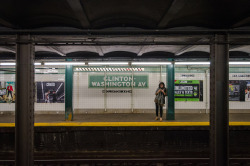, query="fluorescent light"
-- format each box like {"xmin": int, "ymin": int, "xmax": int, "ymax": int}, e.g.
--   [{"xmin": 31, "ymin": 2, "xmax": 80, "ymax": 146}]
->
[
  {"xmin": 35, "ymin": 62, "xmax": 41, "ymax": 65},
  {"xmin": 0, "ymin": 63, "xmax": 16, "ymax": 66},
  {"xmin": 132, "ymin": 62, "xmax": 171, "ymax": 65},
  {"xmin": 44, "ymin": 62, "xmax": 85, "ymax": 65},
  {"xmin": 0, "ymin": 62, "xmax": 42, "ymax": 66},
  {"xmin": 175, "ymin": 62, "xmax": 210, "ymax": 65},
  {"xmin": 88, "ymin": 62, "xmax": 128, "ymax": 65},
  {"xmin": 229, "ymin": 62, "xmax": 250, "ymax": 65}
]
